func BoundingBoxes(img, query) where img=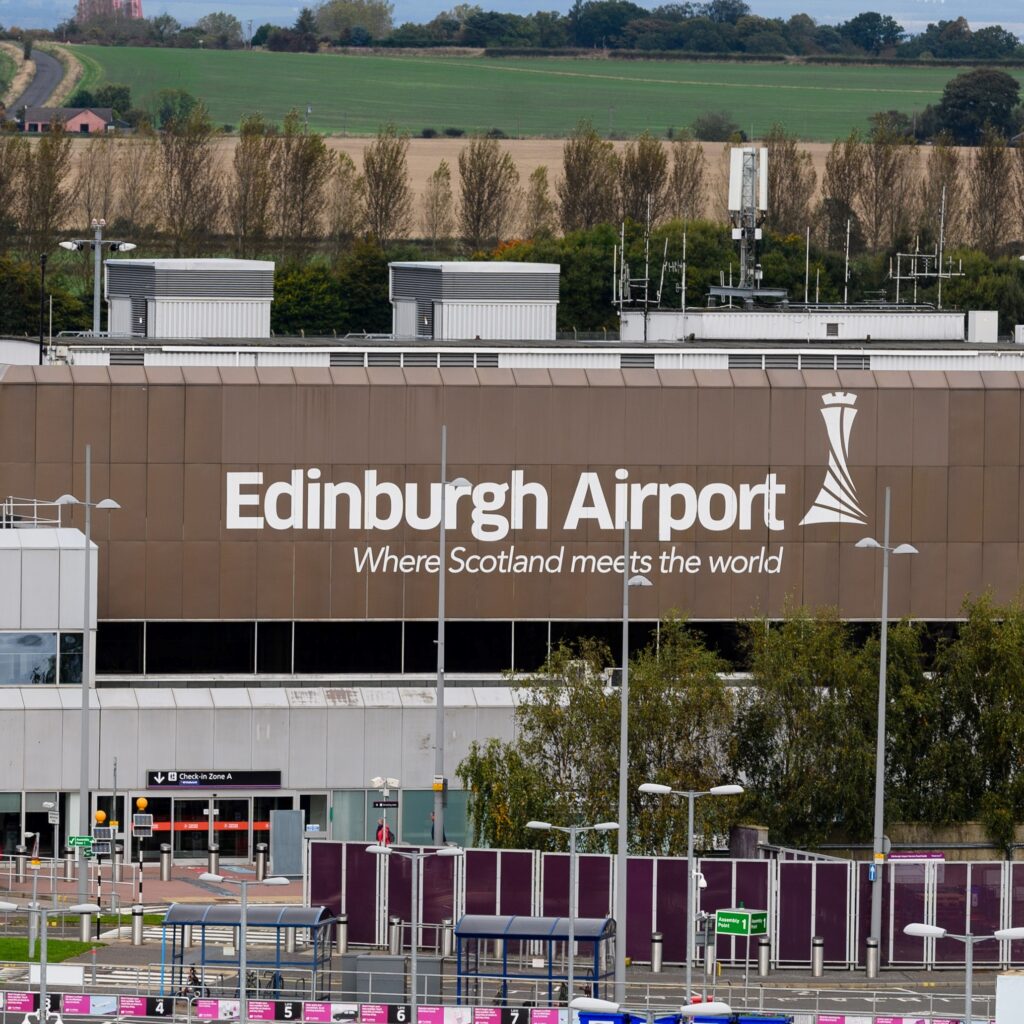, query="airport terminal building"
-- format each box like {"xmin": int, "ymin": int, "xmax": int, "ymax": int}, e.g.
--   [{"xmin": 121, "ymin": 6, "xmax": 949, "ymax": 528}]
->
[{"xmin": 2, "ymin": 350, "xmax": 1024, "ymax": 859}]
